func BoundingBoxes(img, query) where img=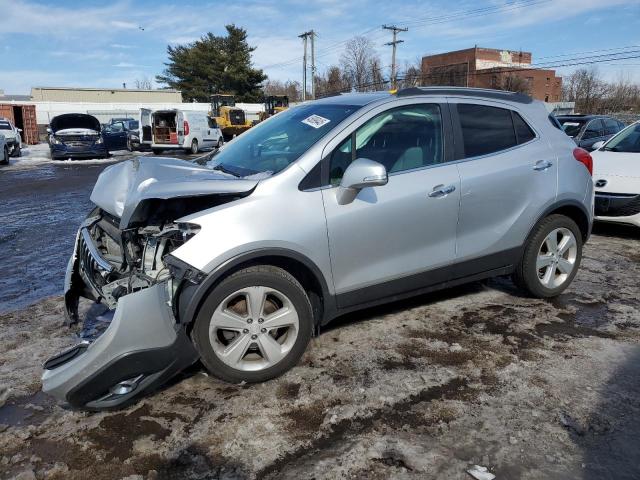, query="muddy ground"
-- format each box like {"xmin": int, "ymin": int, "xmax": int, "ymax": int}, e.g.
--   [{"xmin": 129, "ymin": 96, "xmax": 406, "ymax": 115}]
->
[{"xmin": 0, "ymin": 223, "xmax": 639, "ymax": 480}]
